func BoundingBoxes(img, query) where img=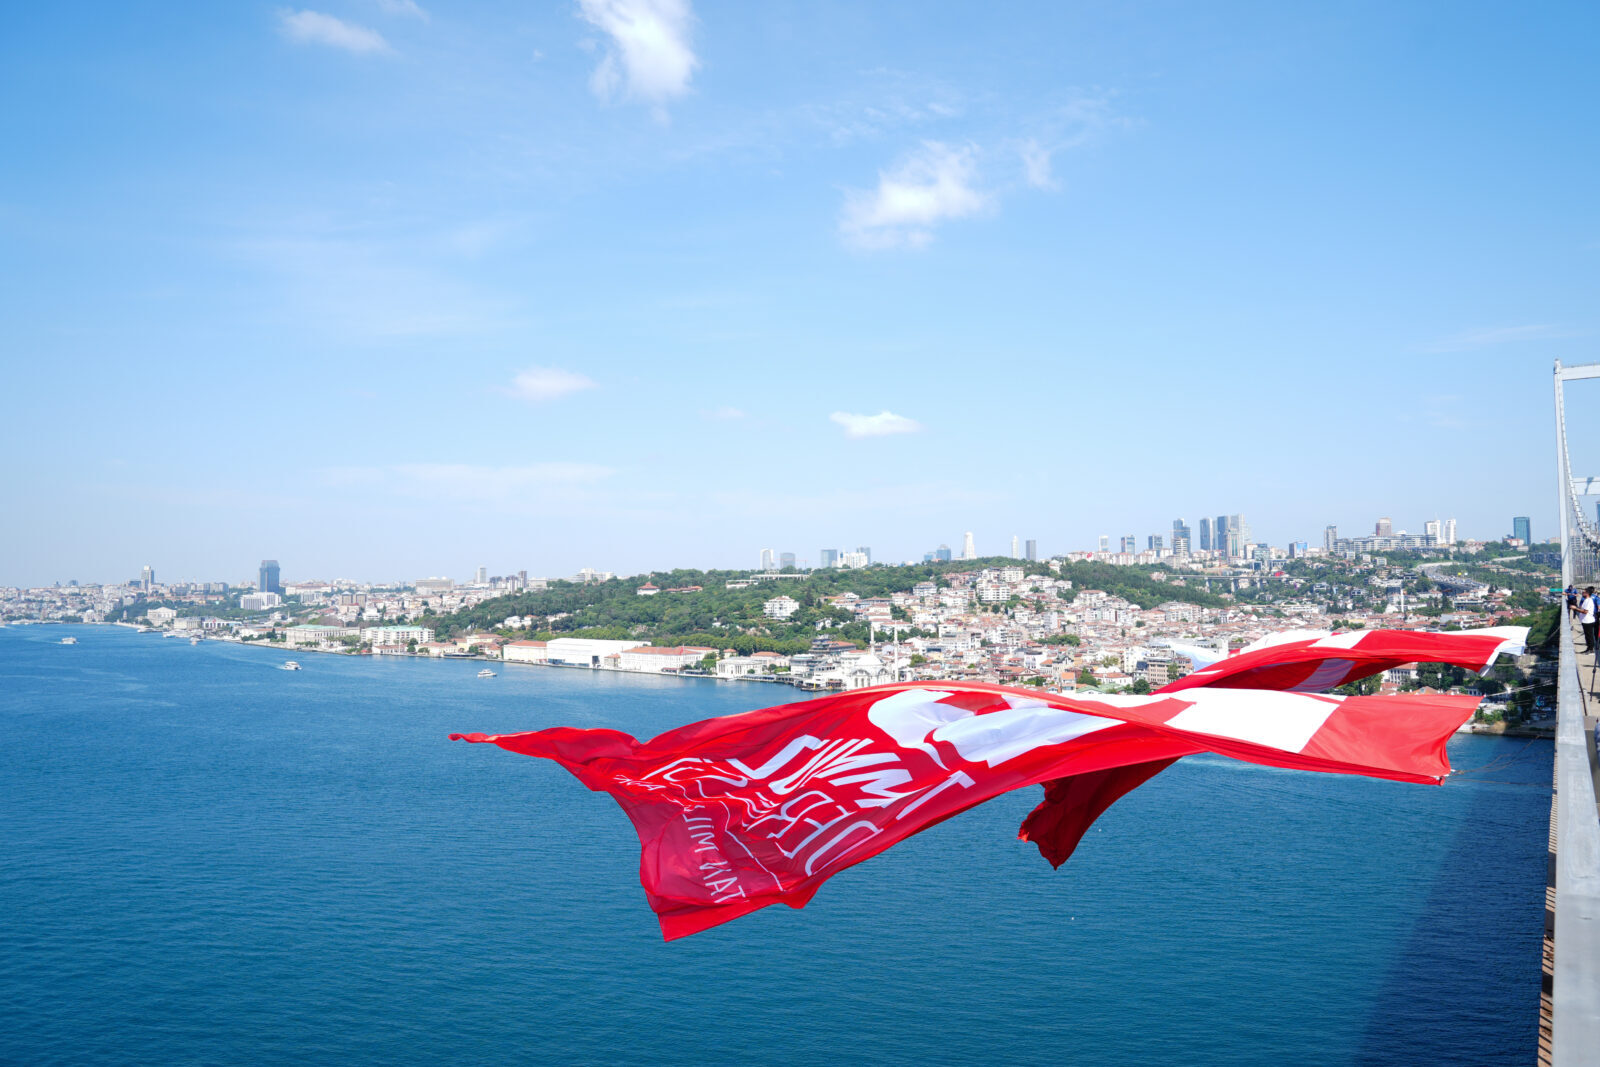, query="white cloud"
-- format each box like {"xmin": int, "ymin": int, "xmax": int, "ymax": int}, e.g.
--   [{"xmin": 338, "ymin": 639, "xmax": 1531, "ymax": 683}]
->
[
  {"xmin": 577, "ymin": 0, "xmax": 698, "ymax": 114},
  {"xmin": 278, "ymin": 9, "xmax": 391, "ymax": 53},
  {"xmin": 839, "ymin": 142, "xmax": 990, "ymax": 250},
  {"xmin": 374, "ymin": 0, "xmax": 429, "ymax": 20},
  {"xmin": 502, "ymin": 366, "xmax": 597, "ymax": 403},
  {"xmin": 830, "ymin": 410, "xmax": 923, "ymax": 438},
  {"xmin": 1418, "ymin": 324, "xmax": 1581, "ymax": 353},
  {"xmin": 1019, "ymin": 138, "xmax": 1057, "ymax": 190}
]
